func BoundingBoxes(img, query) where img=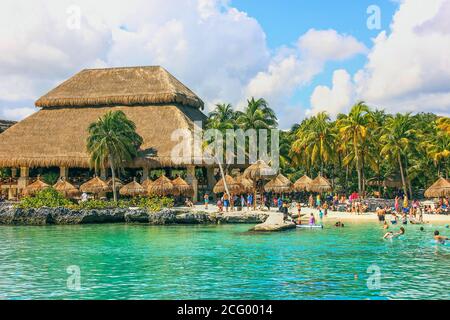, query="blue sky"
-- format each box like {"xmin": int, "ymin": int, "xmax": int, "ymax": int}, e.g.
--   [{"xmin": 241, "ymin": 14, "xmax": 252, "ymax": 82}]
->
[{"xmin": 1, "ymin": 0, "xmax": 449, "ymax": 128}]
